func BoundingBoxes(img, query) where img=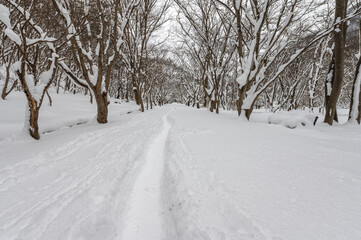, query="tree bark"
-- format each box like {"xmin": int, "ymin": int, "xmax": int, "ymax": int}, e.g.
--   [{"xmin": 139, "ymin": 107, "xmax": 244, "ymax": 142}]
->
[
  {"xmin": 95, "ymin": 91, "xmax": 109, "ymax": 124},
  {"xmin": 46, "ymin": 90, "xmax": 52, "ymax": 106},
  {"xmin": 324, "ymin": 0, "xmax": 347, "ymax": 125},
  {"xmin": 236, "ymin": 88, "xmax": 243, "ymax": 116},
  {"xmin": 244, "ymin": 109, "xmax": 253, "ymax": 120},
  {"xmin": 349, "ymin": 57, "xmax": 361, "ymax": 124},
  {"xmin": 146, "ymin": 95, "xmax": 149, "ymax": 110},
  {"xmin": 150, "ymin": 92, "xmax": 153, "ymax": 109},
  {"xmin": 1, "ymin": 65, "xmax": 17, "ymax": 100},
  {"xmin": 324, "ymin": 56, "xmax": 339, "ymax": 122},
  {"xmin": 27, "ymin": 102, "xmax": 40, "ymax": 140},
  {"xmin": 133, "ymin": 84, "xmax": 144, "ymax": 111},
  {"xmin": 210, "ymin": 100, "xmax": 216, "ymax": 112},
  {"xmin": 349, "ymin": 19, "xmax": 361, "ymax": 124},
  {"xmin": 1, "ymin": 65, "xmax": 11, "ymax": 100},
  {"xmin": 139, "ymin": 96, "xmax": 145, "ymax": 112}
]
